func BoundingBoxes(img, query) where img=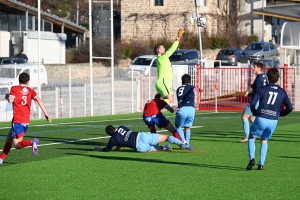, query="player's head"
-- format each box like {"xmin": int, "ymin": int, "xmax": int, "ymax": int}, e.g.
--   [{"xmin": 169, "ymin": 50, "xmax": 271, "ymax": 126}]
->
[
  {"xmin": 253, "ymin": 62, "xmax": 263, "ymax": 74},
  {"xmin": 105, "ymin": 125, "xmax": 116, "ymax": 136},
  {"xmin": 19, "ymin": 72, "xmax": 30, "ymax": 84},
  {"xmin": 267, "ymin": 68, "xmax": 279, "ymax": 84},
  {"xmin": 154, "ymin": 45, "xmax": 165, "ymax": 55},
  {"xmin": 181, "ymin": 74, "xmax": 191, "ymax": 85},
  {"xmin": 154, "ymin": 94, "xmax": 162, "ymax": 99}
]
